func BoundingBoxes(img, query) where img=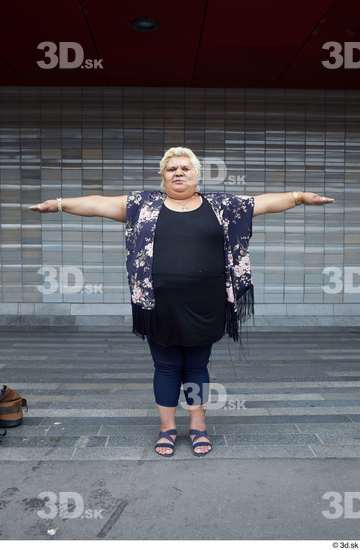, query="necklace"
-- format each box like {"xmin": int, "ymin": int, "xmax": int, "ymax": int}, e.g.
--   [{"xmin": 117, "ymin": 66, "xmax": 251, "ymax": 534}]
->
[{"xmin": 165, "ymin": 193, "xmax": 201, "ymax": 211}]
